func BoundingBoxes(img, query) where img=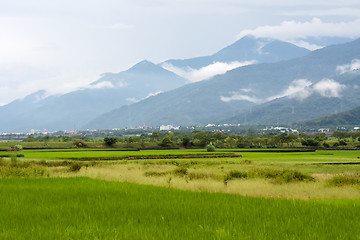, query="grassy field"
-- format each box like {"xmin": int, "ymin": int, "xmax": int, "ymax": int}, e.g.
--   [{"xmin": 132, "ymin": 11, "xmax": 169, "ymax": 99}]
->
[
  {"xmin": 13, "ymin": 148, "xmax": 238, "ymax": 160},
  {"xmin": 0, "ymin": 177, "xmax": 359, "ymax": 240},
  {"xmin": 1, "ymin": 148, "xmax": 360, "ymax": 238}
]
